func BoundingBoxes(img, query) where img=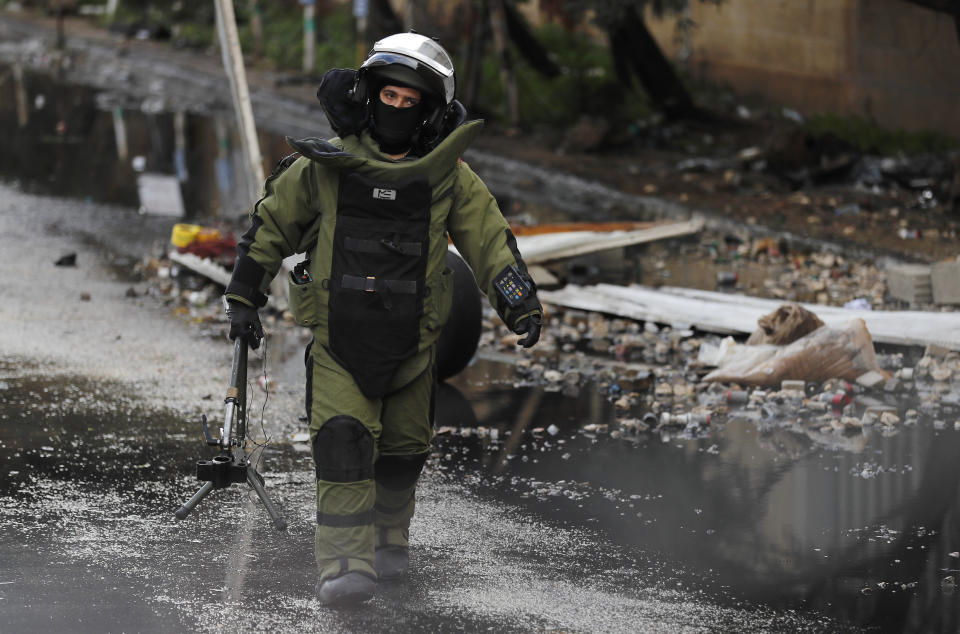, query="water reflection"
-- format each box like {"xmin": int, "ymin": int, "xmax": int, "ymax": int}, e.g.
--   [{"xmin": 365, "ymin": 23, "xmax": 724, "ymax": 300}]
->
[
  {"xmin": 0, "ymin": 62, "xmax": 277, "ymax": 217},
  {"xmin": 0, "ymin": 369, "xmax": 196, "ymax": 498},
  {"xmin": 438, "ymin": 359, "xmax": 960, "ymax": 632}
]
